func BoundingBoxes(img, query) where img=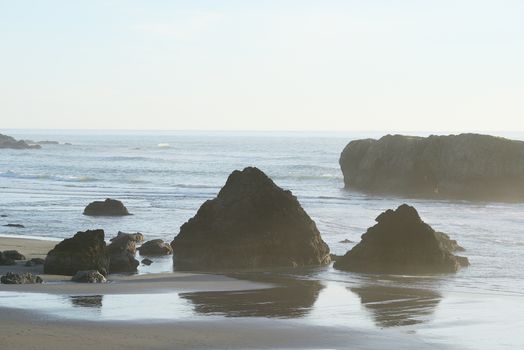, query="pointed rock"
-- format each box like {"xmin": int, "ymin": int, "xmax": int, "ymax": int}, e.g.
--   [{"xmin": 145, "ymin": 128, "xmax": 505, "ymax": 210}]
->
[
  {"xmin": 171, "ymin": 167, "xmax": 330, "ymax": 269},
  {"xmin": 334, "ymin": 204, "xmax": 469, "ymax": 274}
]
